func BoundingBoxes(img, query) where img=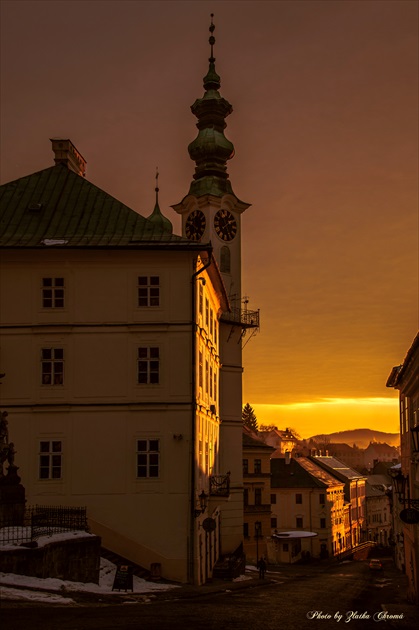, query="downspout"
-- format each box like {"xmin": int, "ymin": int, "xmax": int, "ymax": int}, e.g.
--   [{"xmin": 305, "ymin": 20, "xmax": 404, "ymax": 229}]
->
[{"xmin": 188, "ymin": 246, "xmax": 213, "ymax": 584}]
